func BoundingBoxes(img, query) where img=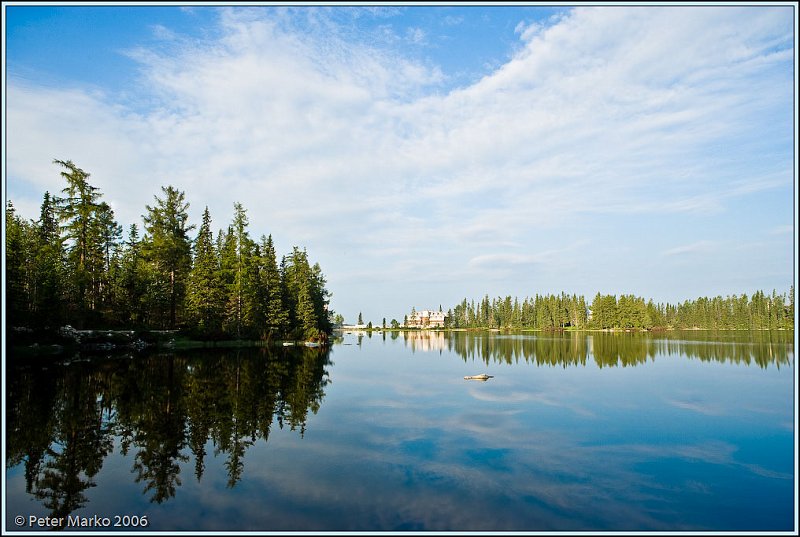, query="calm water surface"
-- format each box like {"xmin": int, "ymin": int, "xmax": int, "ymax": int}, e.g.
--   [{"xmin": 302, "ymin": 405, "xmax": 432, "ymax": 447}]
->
[{"xmin": 5, "ymin": 331, "xmax": 796, "ymax": 532}]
